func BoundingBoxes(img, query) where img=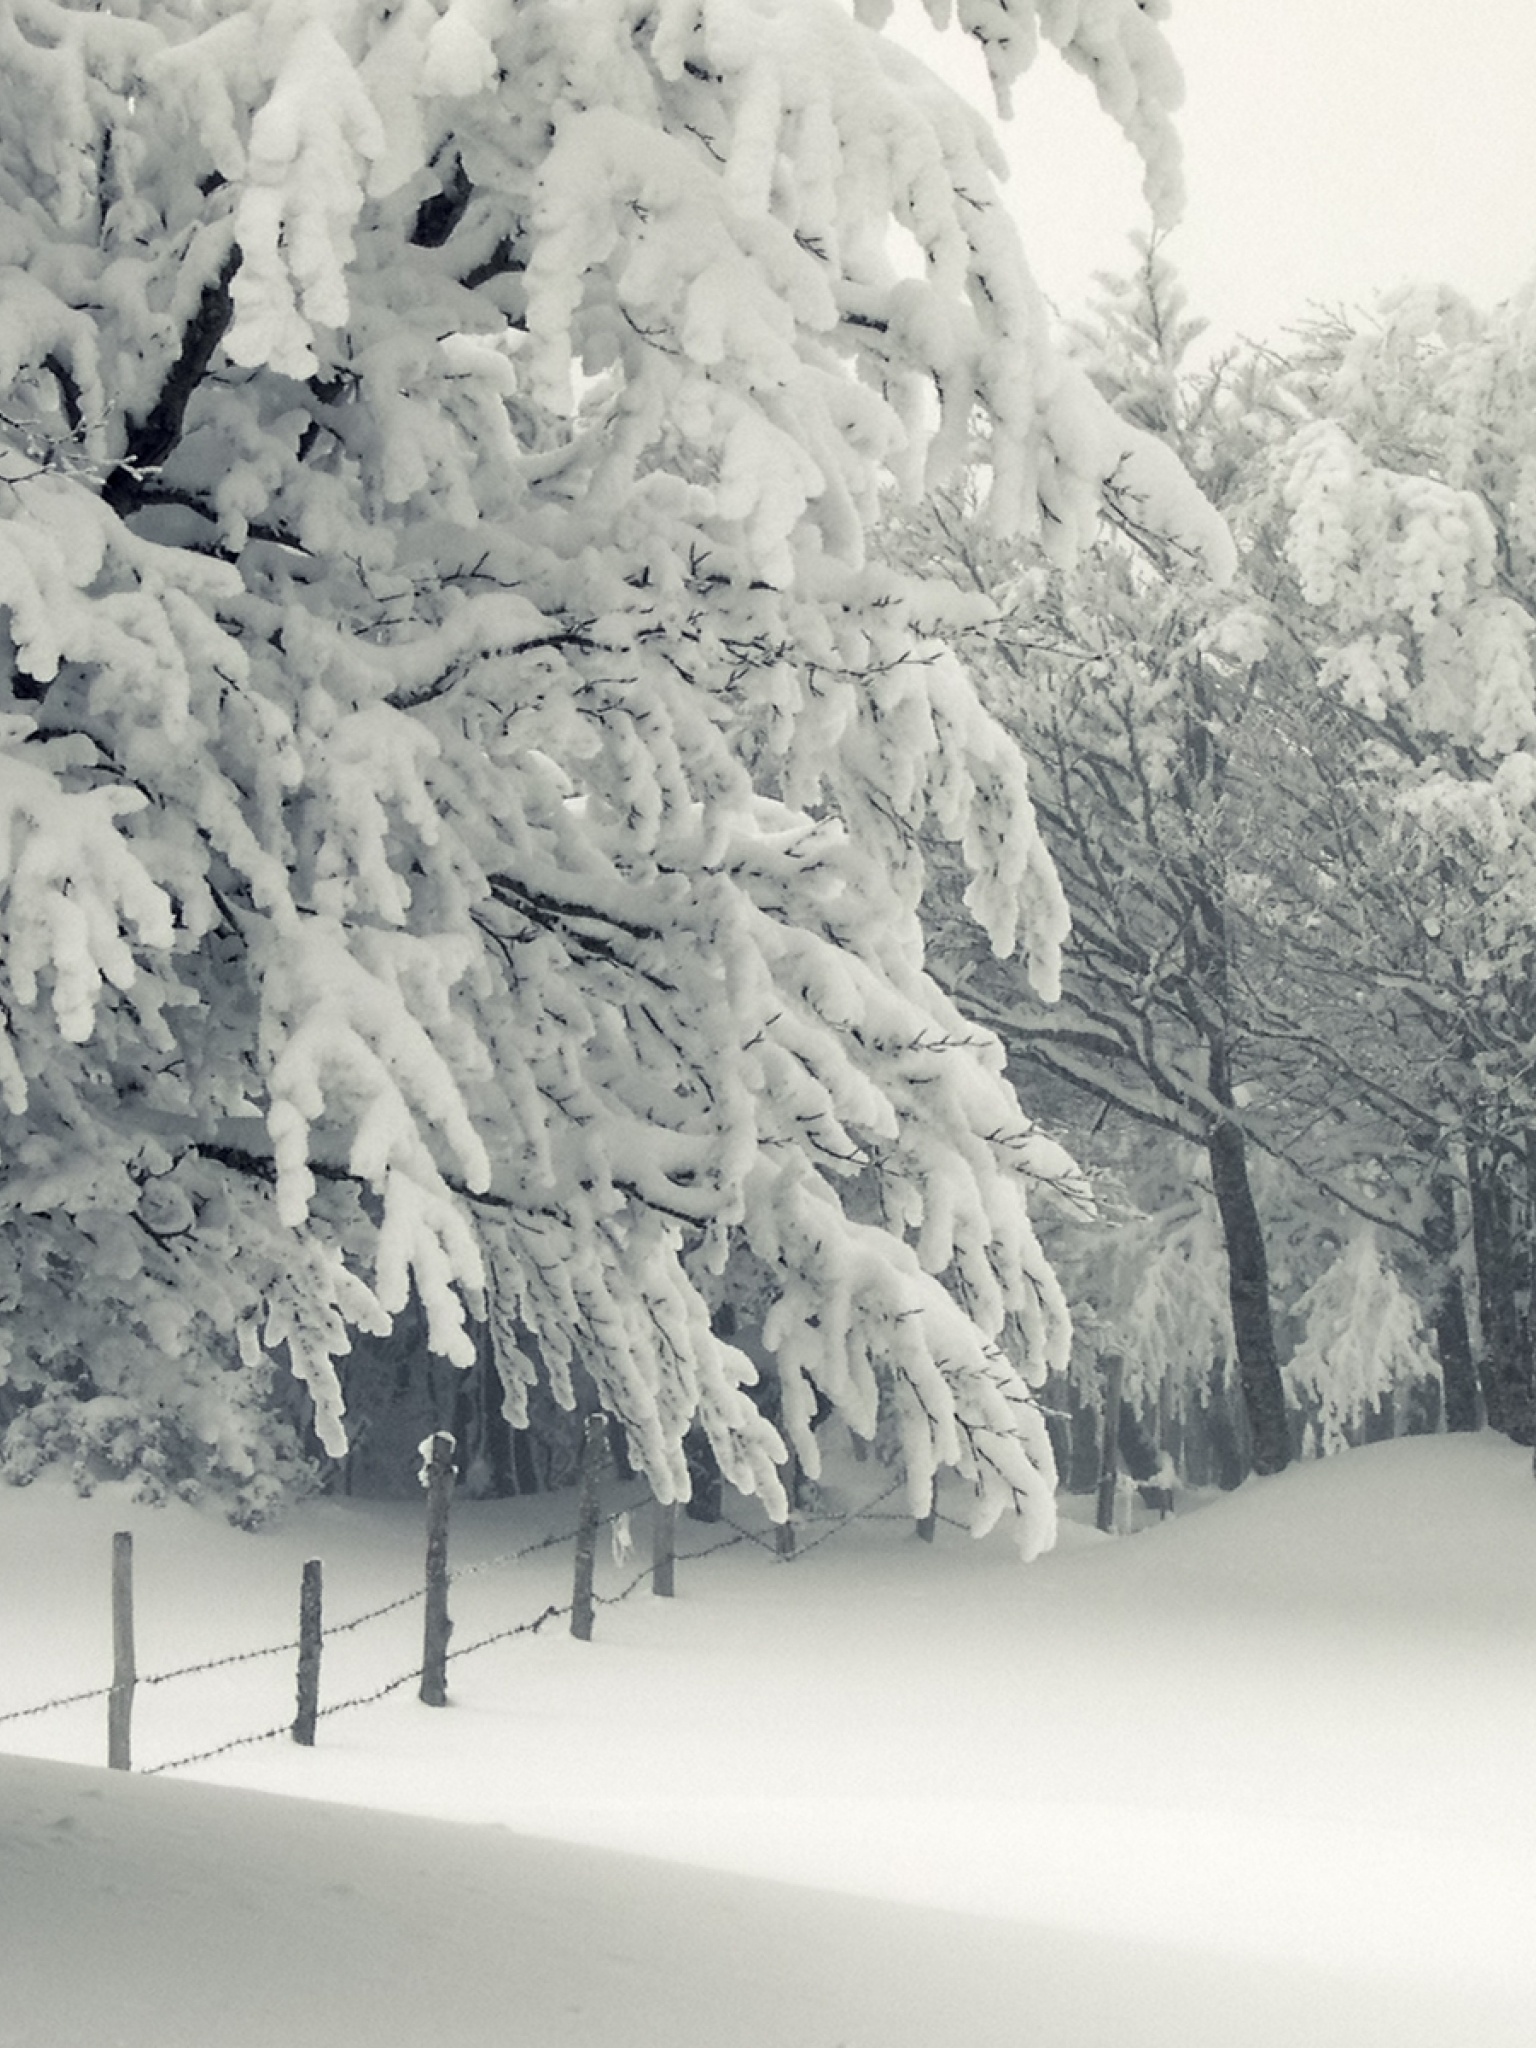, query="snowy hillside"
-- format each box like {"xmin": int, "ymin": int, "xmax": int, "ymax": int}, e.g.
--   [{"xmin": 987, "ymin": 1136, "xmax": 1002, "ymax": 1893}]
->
[{"xmin": 3, "ymin": 1434, "xmax": 1535, "ymax": 2046}]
